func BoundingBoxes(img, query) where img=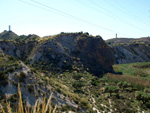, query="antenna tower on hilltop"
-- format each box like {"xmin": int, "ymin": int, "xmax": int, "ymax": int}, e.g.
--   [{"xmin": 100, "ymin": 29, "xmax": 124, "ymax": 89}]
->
[
  {"xmin": 116, "ymin": 33, "xmax": 117, "ymax": 38},
  {"xmin": 9, "ymin": 25, "xmax": 11, "ymax": 31}
]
